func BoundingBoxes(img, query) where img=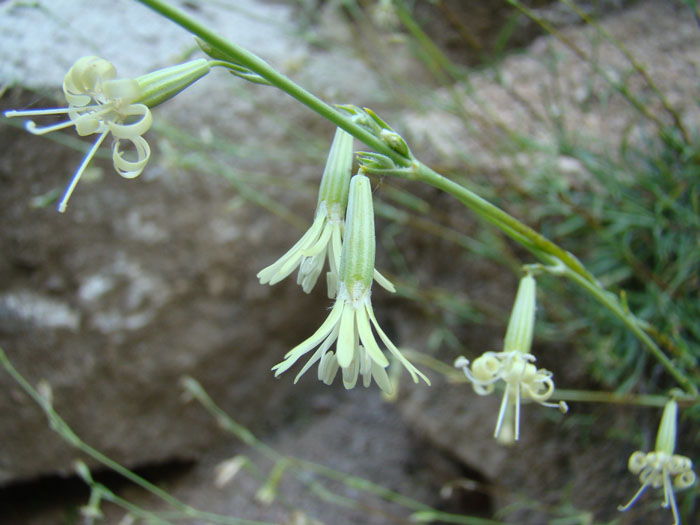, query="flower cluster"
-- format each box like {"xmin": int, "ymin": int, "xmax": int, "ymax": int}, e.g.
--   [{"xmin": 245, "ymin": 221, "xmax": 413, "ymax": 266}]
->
[
  {"xmin": 619, "ymin": 400, "xmax": 696, "ymax": 525},
  {"xmin": 5, "ymin": 56, "xmax": 210, "ymax": 212},
  {"xmin": 454, "ymin": 274, "xmax": 567, "ymax": 441},
  {"xmin": 271, "ymin": 174, "xmax": 429, "ymax": 393}
]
